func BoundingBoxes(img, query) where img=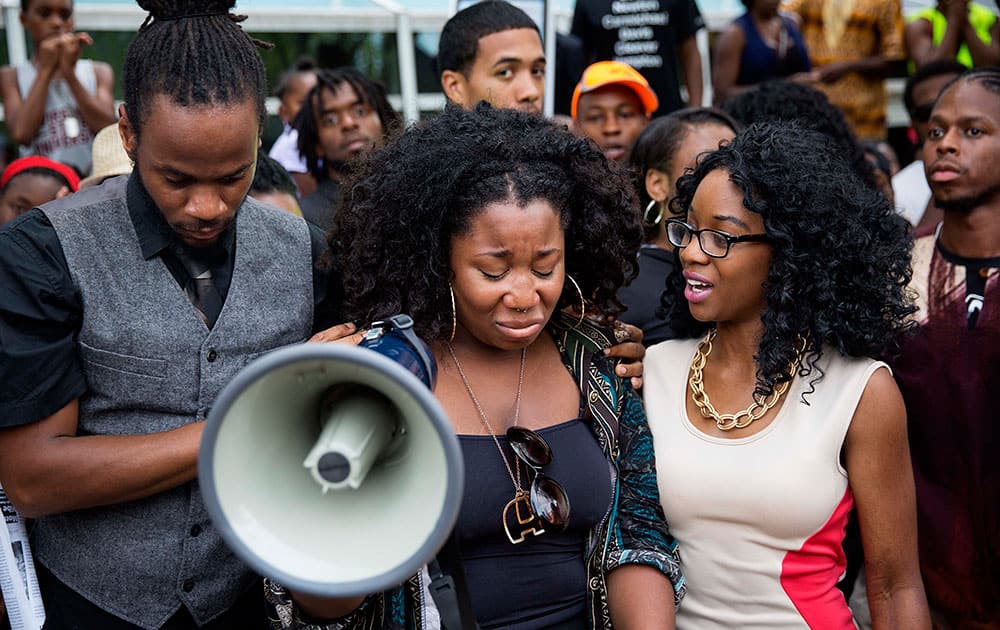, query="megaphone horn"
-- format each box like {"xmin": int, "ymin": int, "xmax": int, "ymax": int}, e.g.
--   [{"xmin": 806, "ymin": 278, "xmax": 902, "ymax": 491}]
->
[{"xmin": 199, "ymin": 315, "xmax": 463, "ymax": 598}]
